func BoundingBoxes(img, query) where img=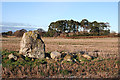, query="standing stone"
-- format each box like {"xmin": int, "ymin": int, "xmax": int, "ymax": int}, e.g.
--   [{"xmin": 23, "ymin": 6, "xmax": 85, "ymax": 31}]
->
[{"xmin": 19, "ymin": 30, "xmax": 45, "ymax": 59}]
